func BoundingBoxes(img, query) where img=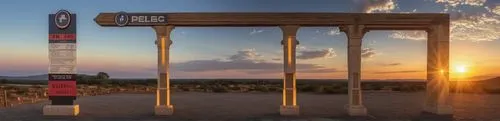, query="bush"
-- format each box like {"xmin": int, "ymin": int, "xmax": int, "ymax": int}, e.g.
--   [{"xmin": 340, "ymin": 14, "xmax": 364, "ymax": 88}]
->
[
  {"xmin": 299, "ymin": 85, "xmax": 318, "ymax": 92},
  {"xmin": 212, "ymin": 86, "xmax": 229, "ymax": 93},
  {"xmin": 254, "ymin": 86, "xmax": 269, "ymax": 92},
  {"xmin": 319, "ymin": 85, "xmax": 347, "ymax": 94}
]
